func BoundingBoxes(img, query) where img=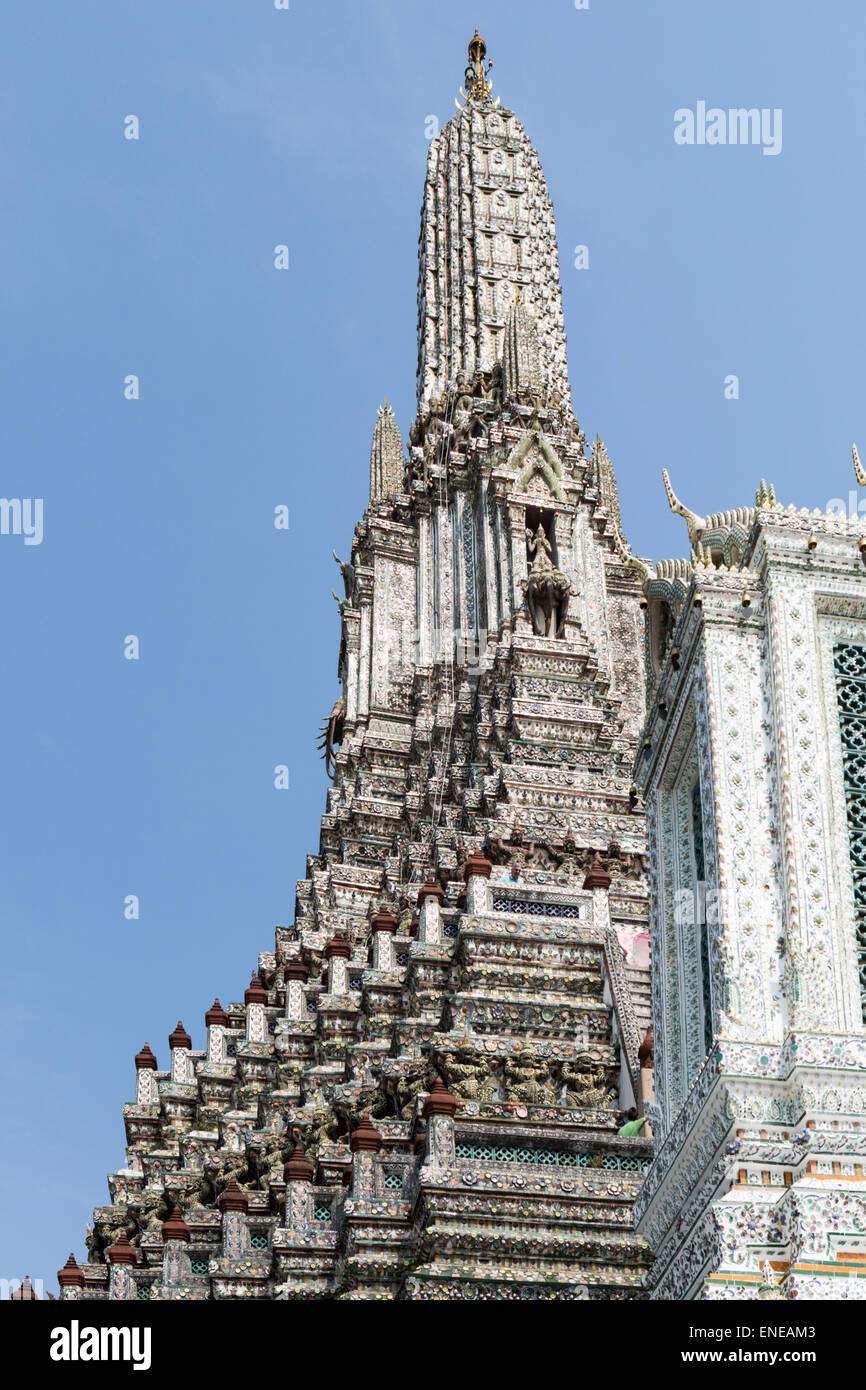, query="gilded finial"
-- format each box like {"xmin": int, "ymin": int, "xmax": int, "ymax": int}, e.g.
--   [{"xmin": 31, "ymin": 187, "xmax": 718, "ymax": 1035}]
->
[{"xmin": 458, "ymin": 29, "xmax": 493, "ymax": 105}]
